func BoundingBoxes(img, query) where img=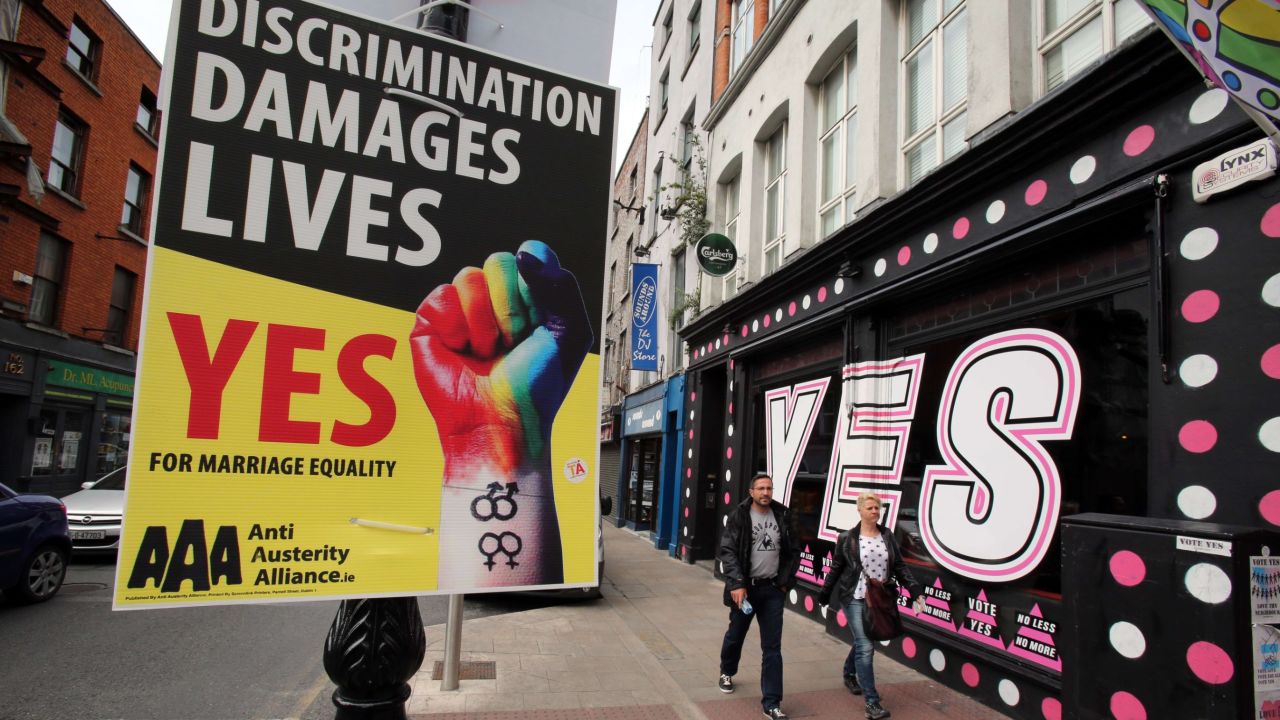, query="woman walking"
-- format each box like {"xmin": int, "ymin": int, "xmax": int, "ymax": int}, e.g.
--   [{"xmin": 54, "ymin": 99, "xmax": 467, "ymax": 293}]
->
[{"xmin": 818, "ymin": 492, "xmax": 925, "ymax": 720}]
